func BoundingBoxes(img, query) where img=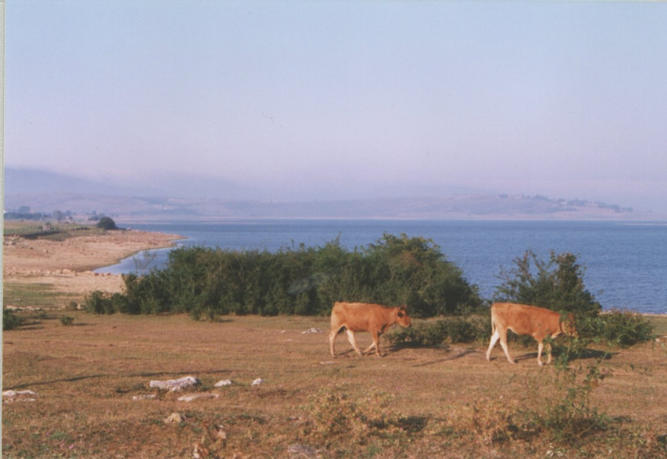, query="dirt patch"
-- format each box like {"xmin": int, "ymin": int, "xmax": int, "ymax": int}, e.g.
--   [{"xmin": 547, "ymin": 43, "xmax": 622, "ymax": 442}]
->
[
  {"xmin": 3, "ymin": 313, "xmax": 666, "ymax": 457},
  {"xmin": 3, "ymin": 229, "xmax": 181, "ymax": 305}
]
